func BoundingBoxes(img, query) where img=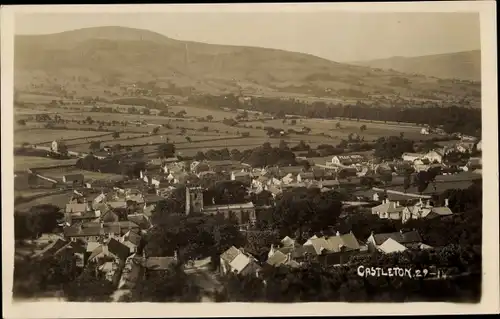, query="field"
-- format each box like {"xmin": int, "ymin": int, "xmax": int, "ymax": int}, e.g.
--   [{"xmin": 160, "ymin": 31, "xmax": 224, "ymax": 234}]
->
[
  {"xmin": 39, "ymin": 167, "xmax": 124, "ymax": 182},
  {"xmin": 15, "ymin": 191, "xmax": 75, "ymax": 212},
  {"xmin": 14, "ymin": 156, "xmax": 77, "ymax": 172},
  {"xmin": 15, "ymin": 128, "xmax": 111, "ymax": 145}
]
